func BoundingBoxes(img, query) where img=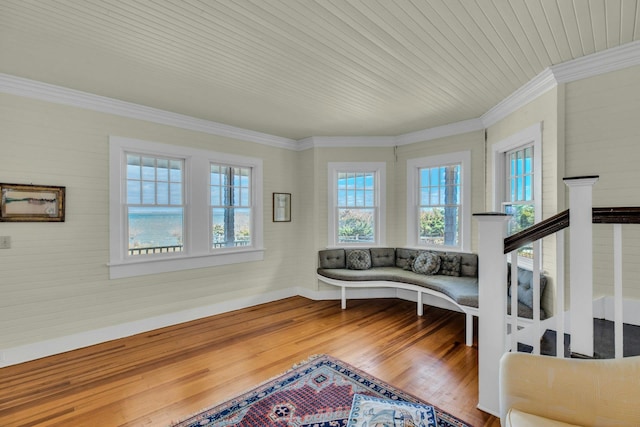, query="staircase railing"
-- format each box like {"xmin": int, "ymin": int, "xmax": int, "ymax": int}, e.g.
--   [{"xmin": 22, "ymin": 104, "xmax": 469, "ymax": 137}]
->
[
  {"xmin": 592, "ymin": 207, "xmax": 640, "ymax": 358},
  {"xmin": 475, "ymin": 175, "xmax": 640, "ymax": 415},
  {"xmin": 504, "ymin": 210, "xmax": 569, "ymax": 357},
  {"xmin": 503, "ymin": 209, "xmax": 569, "ymax": 254}
]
